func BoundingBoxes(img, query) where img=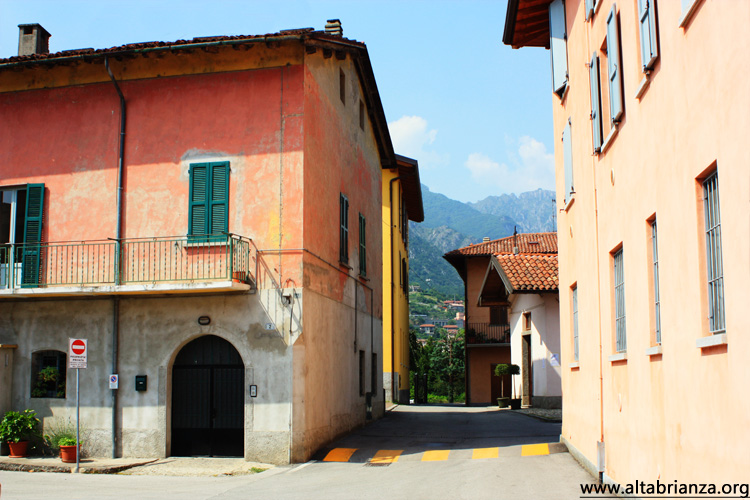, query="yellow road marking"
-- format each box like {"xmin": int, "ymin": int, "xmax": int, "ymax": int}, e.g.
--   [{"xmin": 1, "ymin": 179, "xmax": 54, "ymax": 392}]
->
[
  {"xmin": 472, "ymin": 447, "xmax": 499, "ymax": 459},
  {"xmin": 323, "ymin": 448, "xmax": 357, "ymax": 462},
  {"xmin": 370, "ymin": 449, "xmax": 403, "ymax": 464},
  {"xmin": 521, "ymin": 443, "xmax": 550, "ymax": 456},
  {"xmin": 422, "ymin": 450, "xmax": 450, "ymax": 461}
]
